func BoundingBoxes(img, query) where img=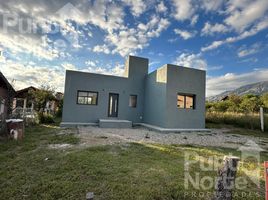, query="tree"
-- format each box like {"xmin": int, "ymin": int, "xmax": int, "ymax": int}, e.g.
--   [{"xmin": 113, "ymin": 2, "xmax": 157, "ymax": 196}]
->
[
  {"xmin": 214, "ymin": 101, "xmax": 231, "ymax": 112},
  {"xmin": 239, "ymin": 94, "xmax": 261, "ymax": 113},
  {"xmin": 261, "ymin": 93, "xmax": 268, "ymax": 108},
  {"xmin": 28, "ymin": 85, "xmax": 55, "ymax": 112},
  {"xmin": 56, "ymin": 98, "xmax": 63, "ymax": 117},
  {"xmin": 227, "ymin": 94, "xmax": 242, "ymax": 112}
]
